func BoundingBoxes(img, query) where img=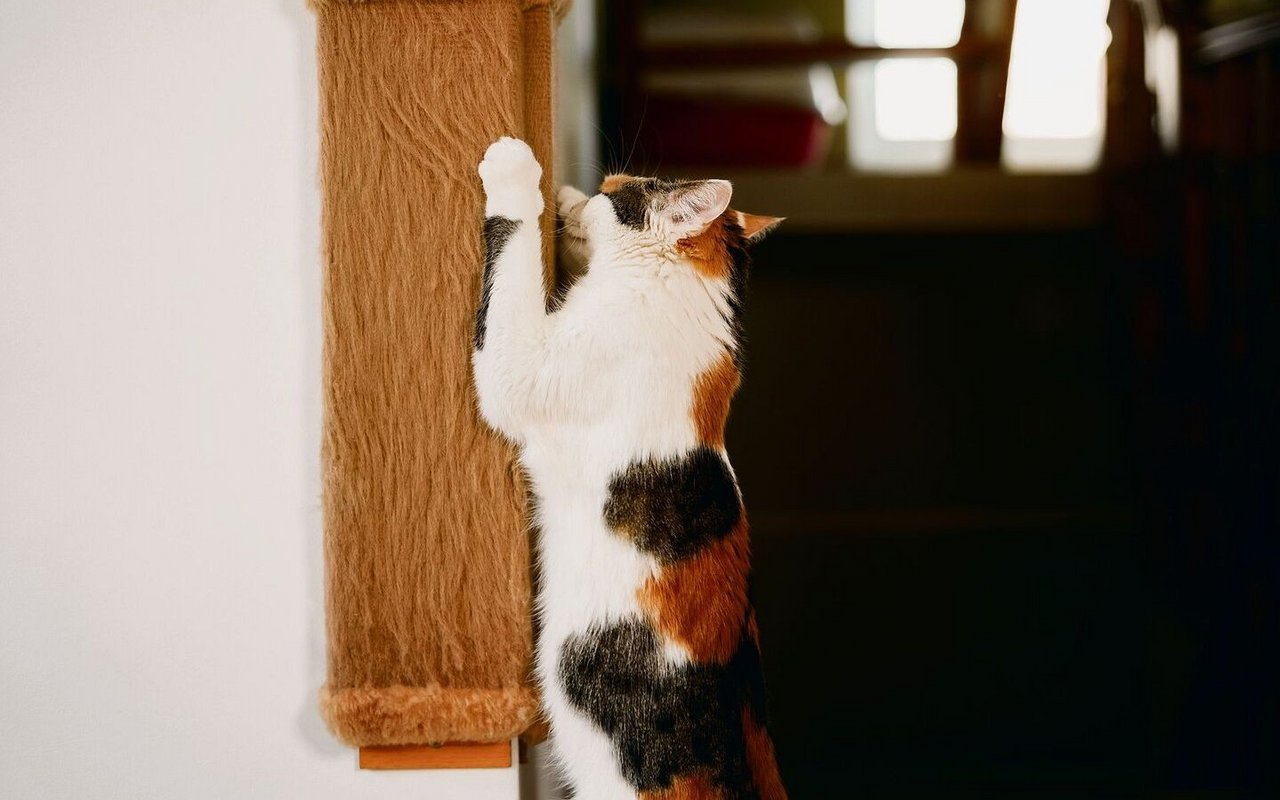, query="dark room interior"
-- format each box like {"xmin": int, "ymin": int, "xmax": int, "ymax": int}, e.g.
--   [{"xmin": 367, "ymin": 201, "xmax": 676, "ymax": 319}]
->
[{"xmin": 583, "ymin": 1, "xmax": 1278, "ymax": 796}]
